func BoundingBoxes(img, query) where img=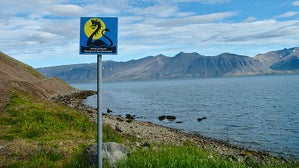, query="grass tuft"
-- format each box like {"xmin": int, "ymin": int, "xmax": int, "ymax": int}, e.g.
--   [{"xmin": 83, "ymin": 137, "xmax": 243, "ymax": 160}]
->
[{"xmin": 114, "ymin": 143, "xmax": 246, "ymax": 168}]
